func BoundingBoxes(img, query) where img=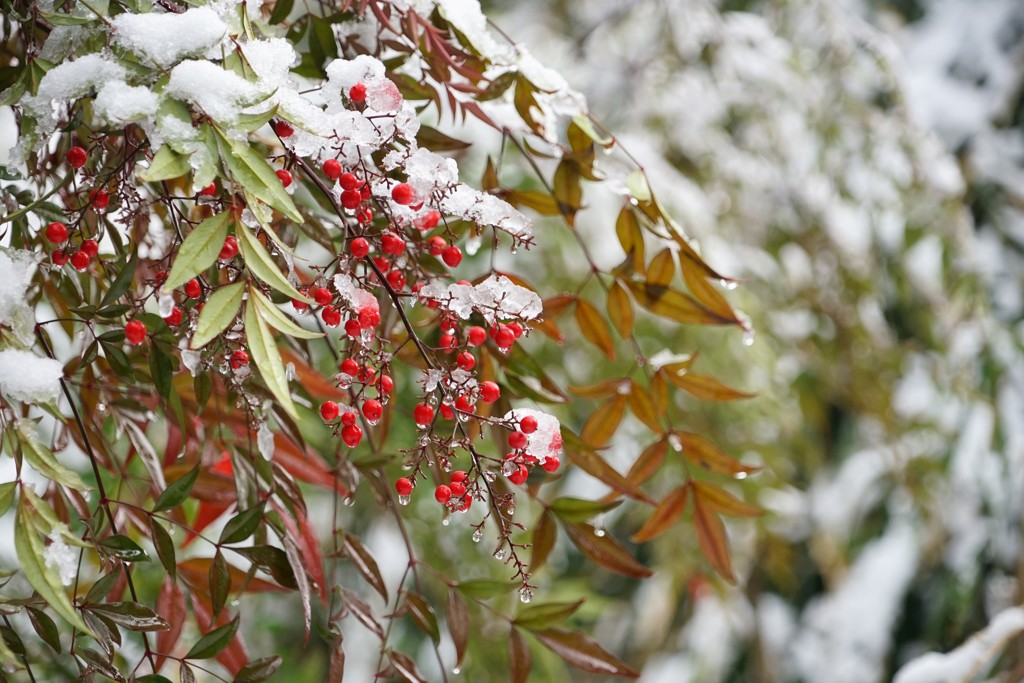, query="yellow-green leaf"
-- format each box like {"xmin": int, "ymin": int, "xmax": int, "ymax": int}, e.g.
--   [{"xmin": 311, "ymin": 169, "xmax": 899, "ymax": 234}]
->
[
  {"xmin": 580, "ymin": 395, "xmax": 627, "ymax": 448},
  {"xmin": 139, "ymin": 145, "xmax": 191, "ymax": 183},
  {"xmin": 190, "ymin": 282, "xmax": 244, "ymax": 349},
  {"xmin": 647, "ymin": 248, "xmax": 675, "ymax": 287},
  {"xmin": 575, "ymin": 298, "xmax": 615, "ymax": 360},
  {"xmin": 163, "ymin": 211, "xmax": 231, "ymax": 292},
  {"xmin": 17, "ymin": 422, "xmax": 87, "ymax": 490},
  {"xmin": 236, "ymin": 224, "xmax": 307, "ymax": 302},
  {"xmin": 249, "ymin": 286, "xmax": 322, "ymax": 340},
  {"xmin": 245, "ymin": 300, "xmax": 298, "ymax": 419},
  {"xmin": 217, "ymin": 130, "xmax": 302, "ymax": 222}
]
